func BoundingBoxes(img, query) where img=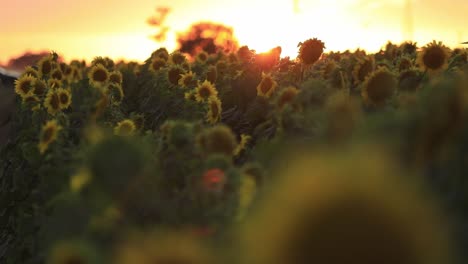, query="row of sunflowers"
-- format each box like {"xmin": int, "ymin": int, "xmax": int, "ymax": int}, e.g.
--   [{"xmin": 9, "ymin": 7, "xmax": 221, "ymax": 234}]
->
[{"xmin": 1, "ymin": 38, "xmax": 468, "ymax": 263}]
